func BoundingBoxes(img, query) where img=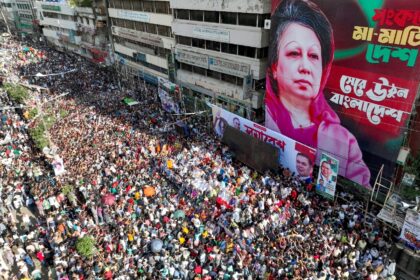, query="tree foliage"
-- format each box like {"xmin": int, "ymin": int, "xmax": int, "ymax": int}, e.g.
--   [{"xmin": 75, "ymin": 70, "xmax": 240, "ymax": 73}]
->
[
  {"xmin": 69, "ymin": 0, "xmax": 92, "ymax": 7},
  {"xmin": 76, "ymin": 236, "xmax": 97, "ymax": 258},
  {"xmin": 3, "ymin": 83, "xmax": 29, "ymax": 103}
]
